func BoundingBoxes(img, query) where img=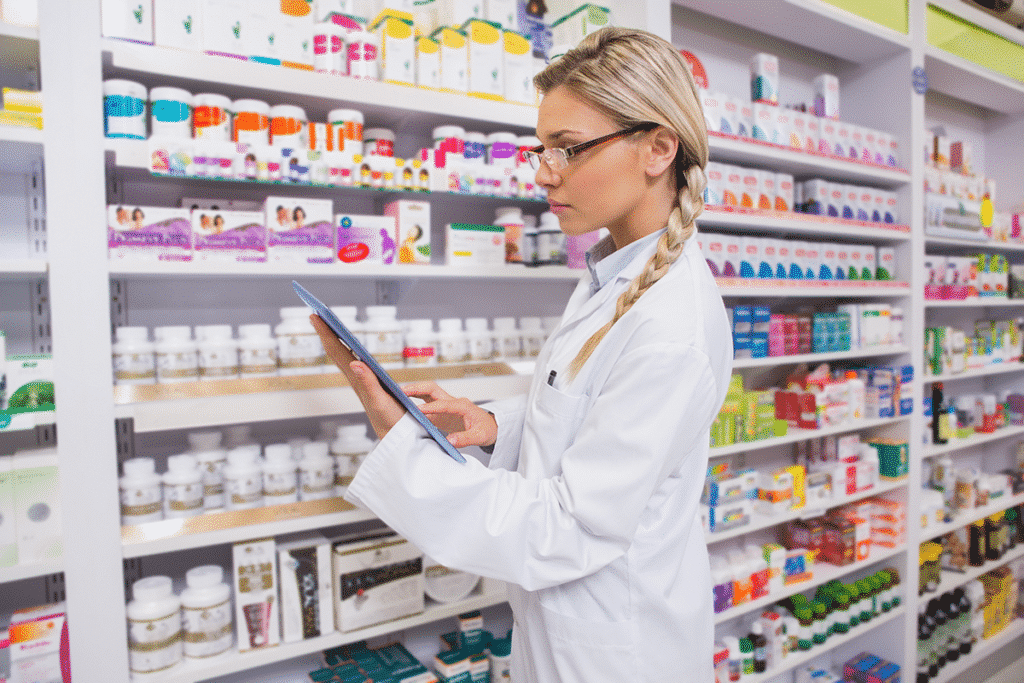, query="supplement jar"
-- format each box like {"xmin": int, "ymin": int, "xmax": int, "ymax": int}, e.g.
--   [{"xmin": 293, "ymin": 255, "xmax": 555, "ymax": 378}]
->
[
  {"xmin": 262, "ymin": 443, "xmax": 298, "ymax": 505},
  {"xmin": 270, "ymin": 104, "xmax": 308, "ymax": 148},
  {"xmin": 181, "ymin": 565, "xmax": 233, "ymax": 659},
  {"xmin": 238, "ymin": 324, "xmax": 278, "ymax": 378},
  {"xmin": 487, "ymin": 131, "xmax": 518, "ymax": 168},
  {"xmin": 120, "ymin": 457, "xmax": 163, "ymax": 525},
  {"xmin": 232, "ymin": 98, "xmax": 271, "ymax": 146},
  {"xmin": 192, "ymin": 93, "xmax": 232, "ymax": 141},
  {"xmin": 493, "ymin": 317, "xmax": 522, "ymax": 360},
  {"xmin": 433, "ymin": 125, "xmax": 466, "ymax": 157},
  {"xmin": 149, "ymin": 86, "xmax": 193, "ymax": 139},
  {"xmin": 437, "ymin": 318, "xmax": 469, "ymax": 365},
  {"xmin": 464, "ymin": 131, "xmax": 487, "ymax": 163},
  {"xmin": 465, "ymin": 318, "xmax": 494, "ymax": 362},
  {"xmin": 347, "ymin": 31, "xmax": 380, "ymax": 80},
  {"xmin": 328, "ymin": 108, "xmax": 364, "ymax": 151},
  {"xmin": 363, "ymin": 305, "xmax": 404, "ymax": 369},
  {"xmin": 331, "ymin": 424, "xmax": 376, "ymax": 497},
  {"xmin": 299, "ymin": 441, "xmax": 335, "ymax": 501},
  {"xmin": 163, "ymin": 454, "xmax": 204, "ymax": 519},
  {"xmin": 314, "ymin": 22, "xmax": 346, "ymax": 75},
  {"xmin": 403, "ymin": 319, "xmax": 438, "ymax": 368},
  {"xmin": 196, "ymin": 324, "xmax": 239, "ymax": 381},
  {"xmin": 154, "ymin": 325, "xmax": 199, "ymax": 384},
  {"xmin": 223, "ymin": 445, "xmax": 263, "ymax": 510},
  {"xmin": 127, "ymin": 576, "xmax": 183, "ymax": 675},
  {"xmin": 276, "ymin": 307, "xmax": 324, "ymax": 376},
  {"xmin": 103, "ymin": 79, "xmax": 147, "ymax": 139},
  {"xmin": 363, "ymin": 127, "xmax": 395, "ymax": 157},
  {"xmin": 113, "ymin": 326, "xmax": 156, "ymax": 385}
]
